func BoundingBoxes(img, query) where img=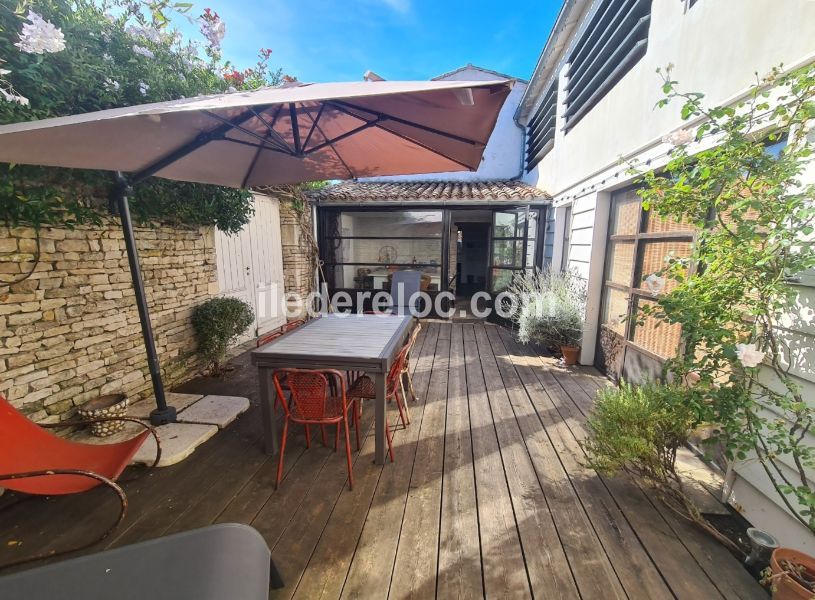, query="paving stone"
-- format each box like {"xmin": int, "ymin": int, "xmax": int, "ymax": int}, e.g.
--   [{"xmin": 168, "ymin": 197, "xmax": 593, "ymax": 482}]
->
[
  {"xmin": 132, "ymin": 422, "xmax": 218, "ymax": 467},
  {"xmin": 128, "ymin": 392, "xmax": 203, "ymax": 418},
  {"xmin": 177, "ymin": 395, "xmax": 250, "ymax": 429}
]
